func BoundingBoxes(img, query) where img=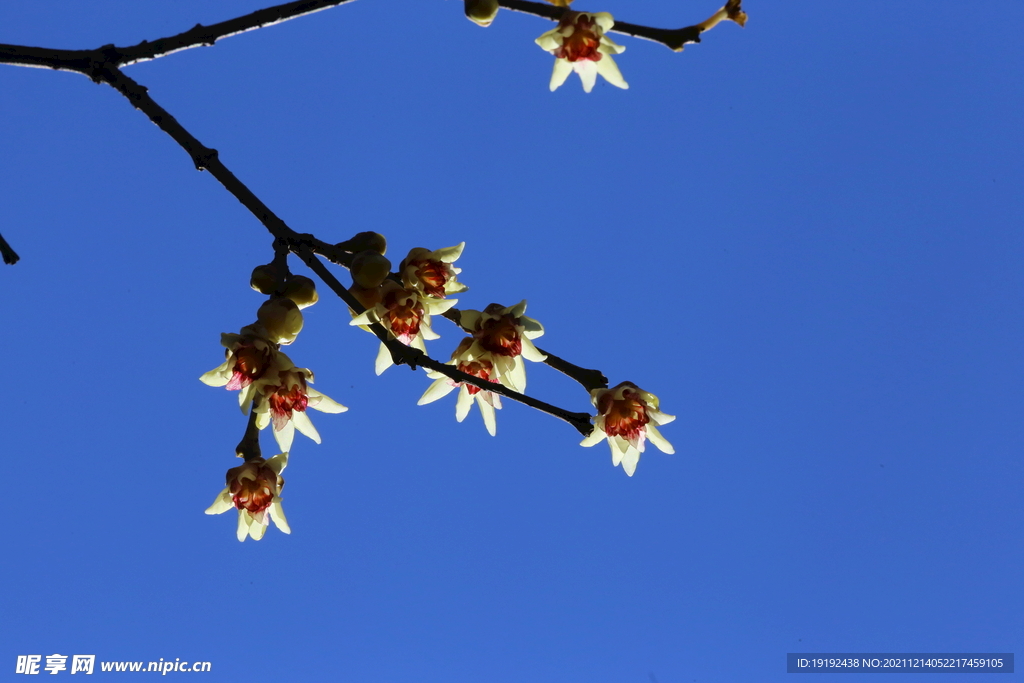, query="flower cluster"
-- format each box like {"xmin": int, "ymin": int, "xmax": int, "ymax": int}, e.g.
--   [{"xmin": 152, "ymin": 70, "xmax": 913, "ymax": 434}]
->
[
  {"xmin": 200, "ymin": 325, "xmax": 346, "ymax": 453},
  {"xmin": 200, "ymin": 228, "xmax": 677, "ymax": 547},
  {"xmin": 202, "ymin": 271, "xmax": 346, "ymax": 541},
  {"xmin": 419, "ymin": 301, "xmax": 545, "ymax": 435},
  {"xmin": 349, "ymin": 244, "xmax": 466, "ymax": 375},
  {"xmin": 580, "ymin": 382, "xmax": 675, "ymax": 476}
]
